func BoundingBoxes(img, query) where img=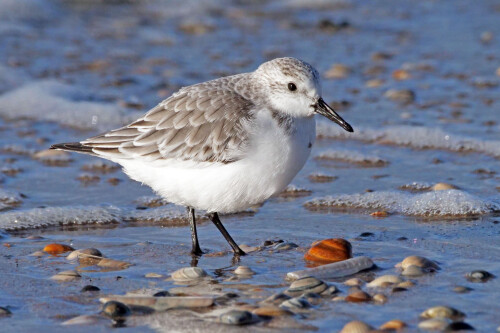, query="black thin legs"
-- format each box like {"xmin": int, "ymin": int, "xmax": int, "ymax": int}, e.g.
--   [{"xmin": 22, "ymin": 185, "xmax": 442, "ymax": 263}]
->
[
  {"xmin": 187, "ymin": 207, "xmax": 203, "ymax": 256},
  {"xmin": 207, "ymin": 212, "xmax": 246, "ymax": 256}
]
